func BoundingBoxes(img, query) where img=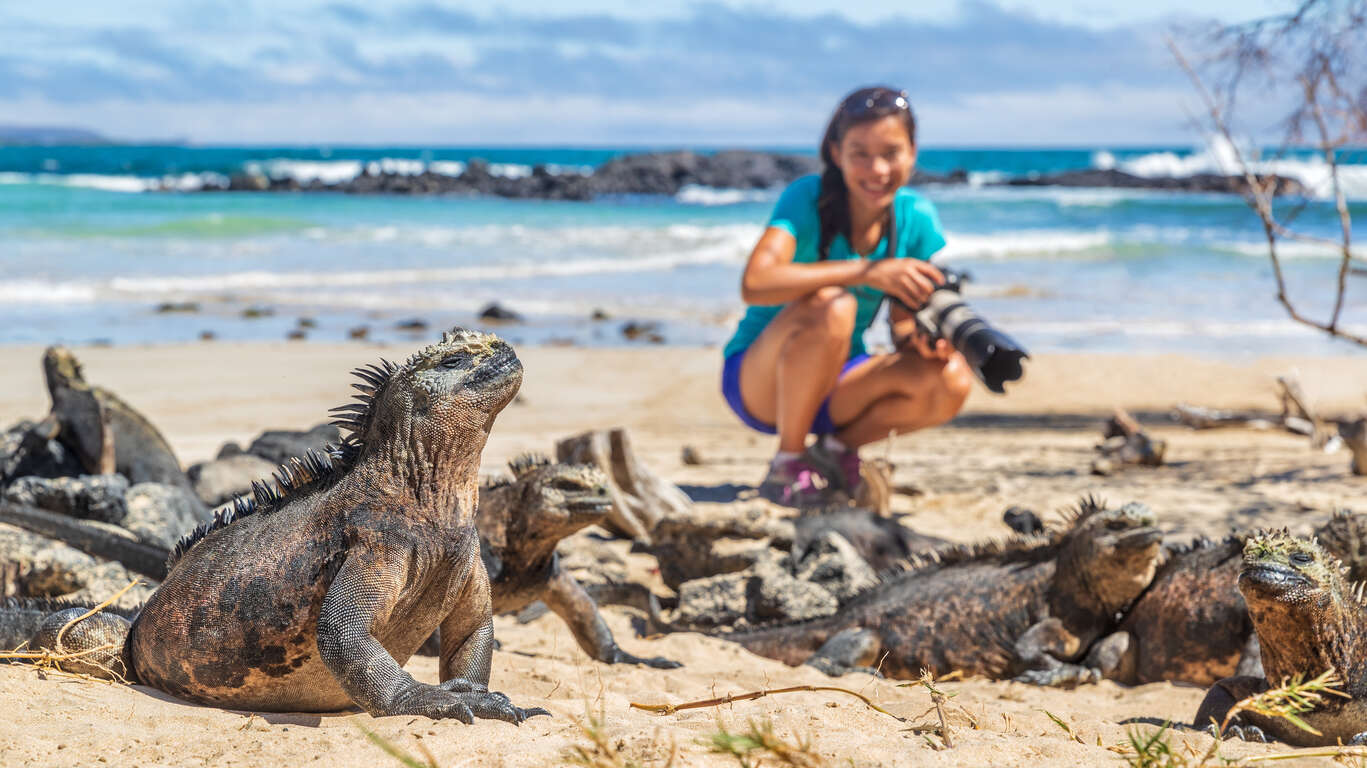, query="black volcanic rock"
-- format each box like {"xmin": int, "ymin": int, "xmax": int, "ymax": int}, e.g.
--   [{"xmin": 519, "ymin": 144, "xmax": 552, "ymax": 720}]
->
[
  {"xmin": 1000, "ymin": 168, "xmax": 1306, "ymax": 196},
  {"xmin": 477, "ymin": 302, "xmax": 523, "ymax": 323}
]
